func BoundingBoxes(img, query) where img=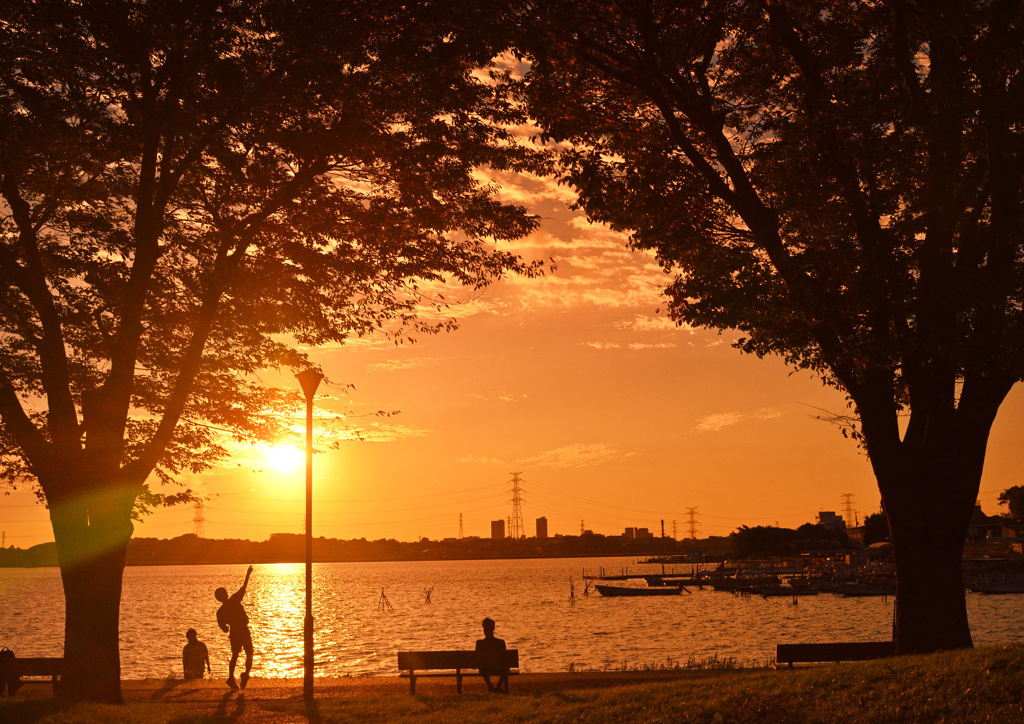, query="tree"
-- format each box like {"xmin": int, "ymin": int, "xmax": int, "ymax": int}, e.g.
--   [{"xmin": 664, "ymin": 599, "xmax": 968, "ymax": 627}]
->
[
  {"xmin": 862, "ymin": 512, "xmax": 892, "ymax": 547},
  {"xmin": 515, "ymin": 1, "xmax": 1023, "ymax": 654},
  {"xmin": 998, "ymin": 486, "xmax": 1024, "ymax": 519},
  {"xmin": 0, "ymin": 0, "xmax": 541, "ymax": 702}
]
